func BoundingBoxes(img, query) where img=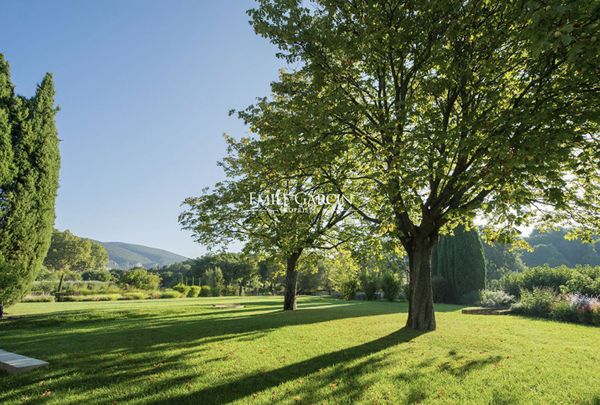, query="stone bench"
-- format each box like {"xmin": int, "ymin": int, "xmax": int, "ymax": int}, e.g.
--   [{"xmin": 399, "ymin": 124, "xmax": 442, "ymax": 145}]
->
[{"xmin": 0, "ymin": 350, "xmax": 48, "ymax": 374}]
